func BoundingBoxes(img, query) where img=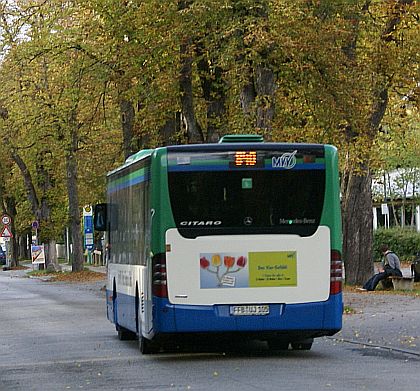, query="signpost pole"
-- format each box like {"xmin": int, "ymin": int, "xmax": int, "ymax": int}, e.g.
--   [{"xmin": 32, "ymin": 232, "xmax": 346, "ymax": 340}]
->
[{"xmin": 5, "ymin": 238, "xmax": 11, "ymax": 268}]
